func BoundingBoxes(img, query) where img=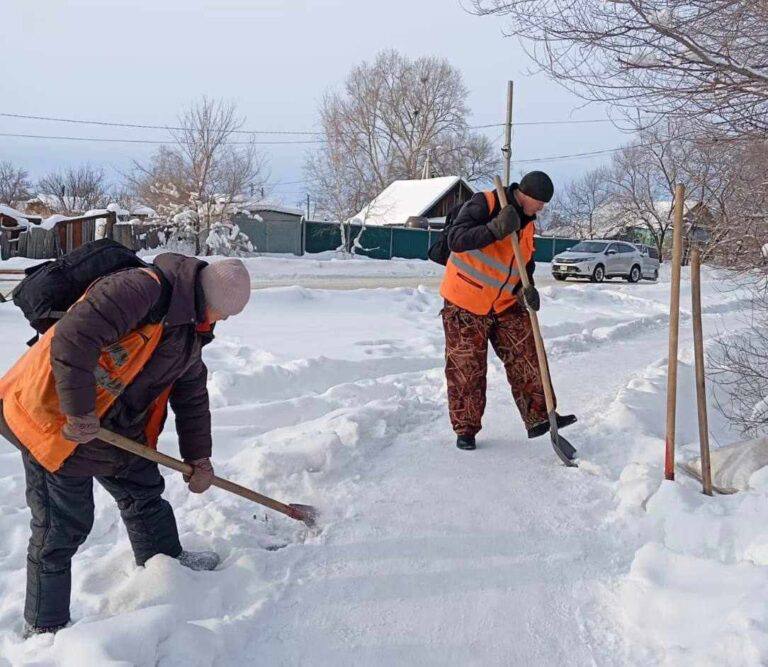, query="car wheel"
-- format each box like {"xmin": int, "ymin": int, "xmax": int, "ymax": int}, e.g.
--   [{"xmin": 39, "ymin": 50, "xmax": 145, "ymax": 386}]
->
[
  {"xmin": 628, "ymin": 264, "xmax": 641, "ymax": 283},
  {"xmin": 652, "ymin": 269, "xmax": 659, "ymax": 281},
  {"xmin": 554, "ymin": 275, "xmax": 566, "ymax": 281},
  {"xmin": 591, "ymin": 264, "xmax": 605, "ymax": 283}
]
